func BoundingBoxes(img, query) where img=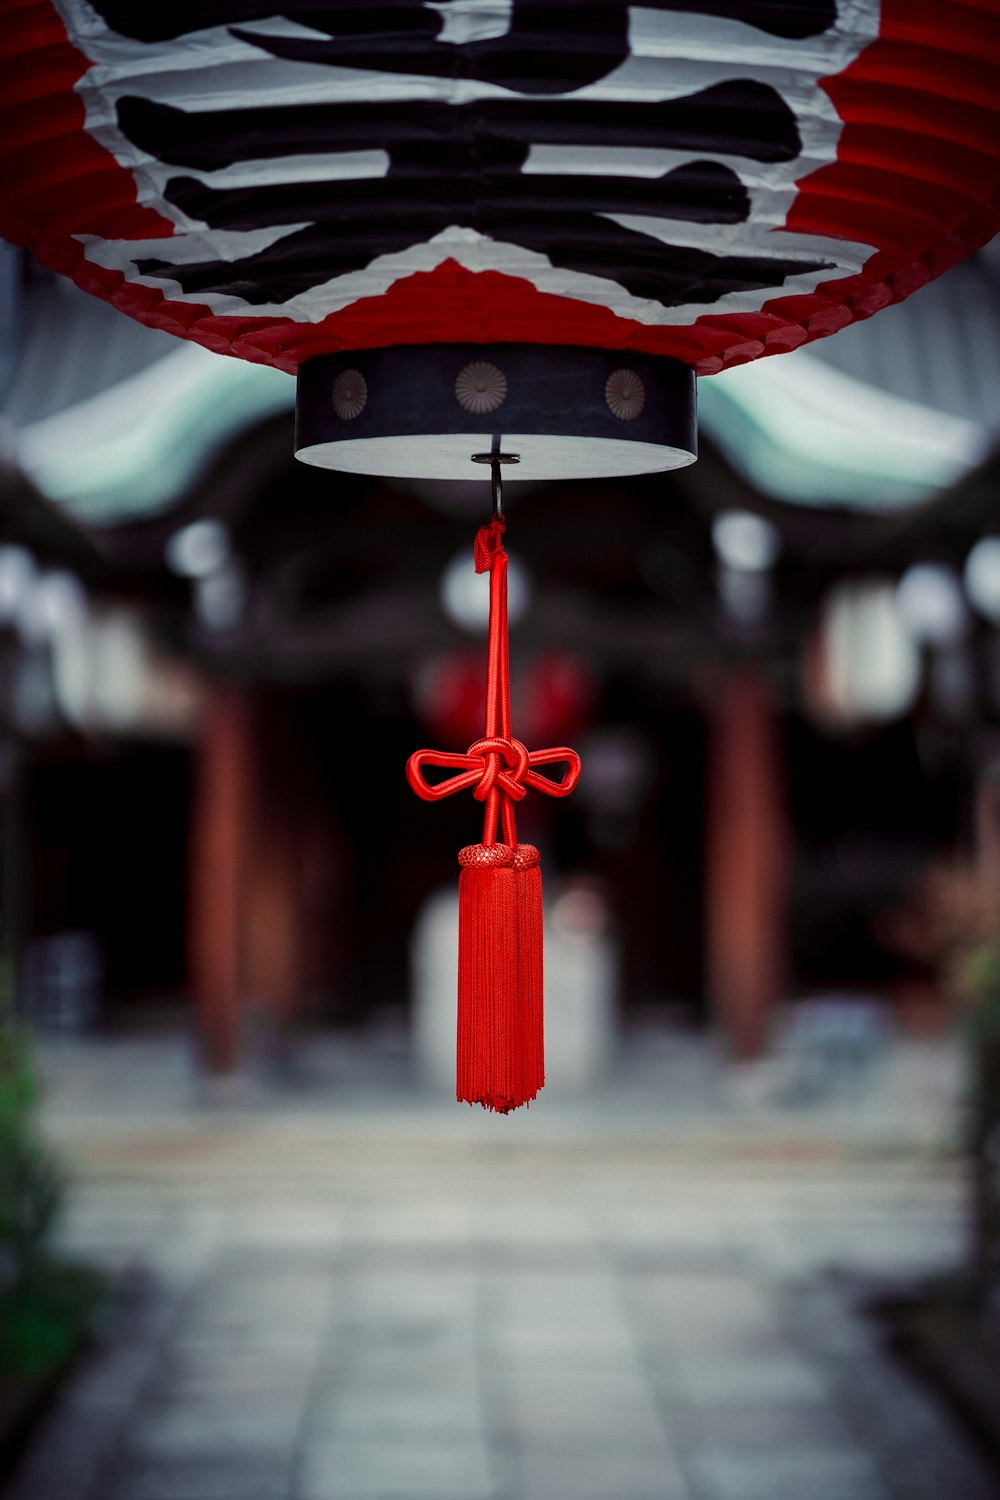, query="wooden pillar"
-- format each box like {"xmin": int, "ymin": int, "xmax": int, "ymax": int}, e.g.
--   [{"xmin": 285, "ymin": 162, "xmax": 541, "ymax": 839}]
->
[
  {"xmin": 188, "ymin": 683, "xmax": 253, "ymax": 1072},
  {"xmin": 704, "ymin": 671, "xmax": 790, "ymax": 1059},
  {"xmin": 242, "ymin": 695, "xmax": 306, "ymax": 1034},
  {"xmin": 243, "ymin": 795, "xmax": 301, "ymax": 1031},
  {"xmin": 975, "ymin": 764, "xmax": 1000, "ymax": 882}
]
